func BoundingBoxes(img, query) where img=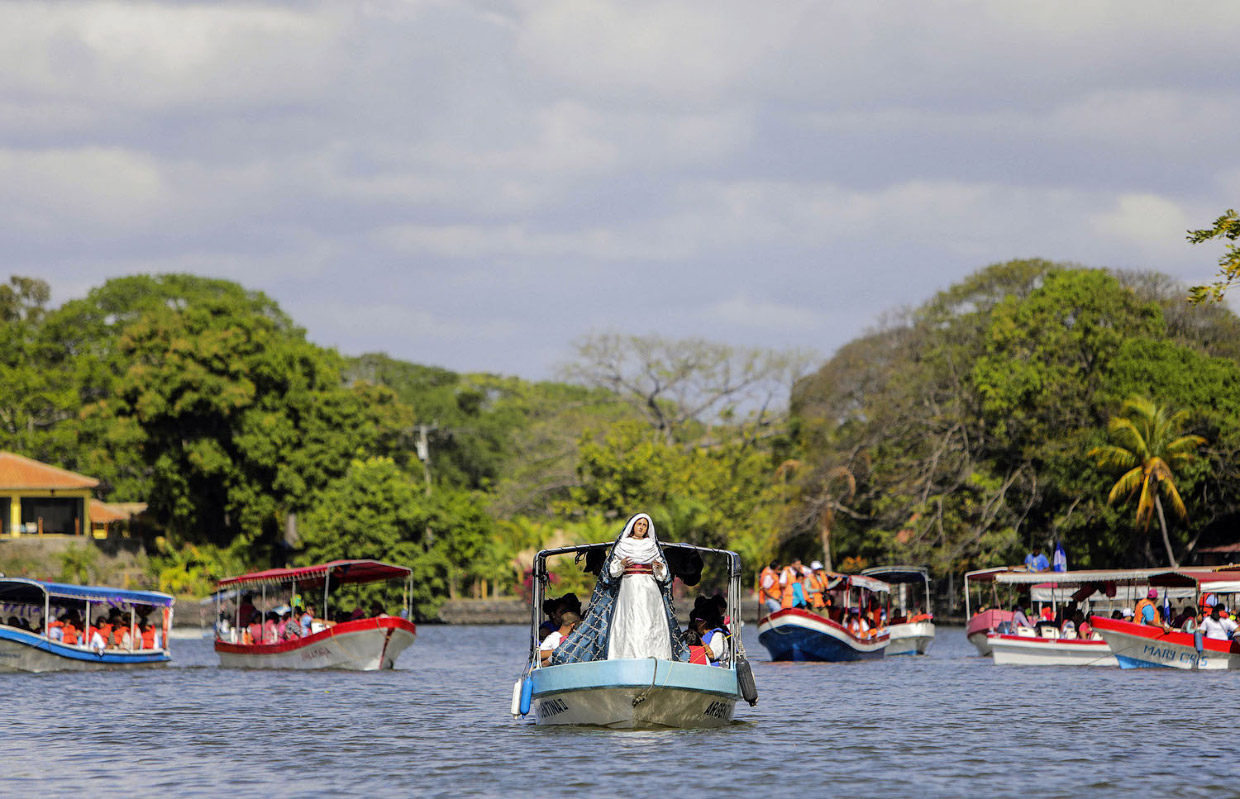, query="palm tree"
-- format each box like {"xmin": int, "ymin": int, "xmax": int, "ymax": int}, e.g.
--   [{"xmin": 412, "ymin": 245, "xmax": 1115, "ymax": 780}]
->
[{"xmin": 1088, "ymin": 397, "xmax": 1206, "ymax": 567}]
